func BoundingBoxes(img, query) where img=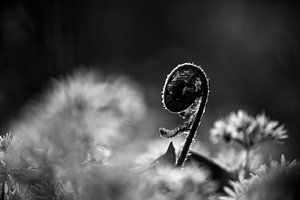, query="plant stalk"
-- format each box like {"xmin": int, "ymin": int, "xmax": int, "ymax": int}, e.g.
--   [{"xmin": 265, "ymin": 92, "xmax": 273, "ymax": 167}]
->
[{"xmin": 176, "ymin": 71, "xmax": 209, "ymax": 167}]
